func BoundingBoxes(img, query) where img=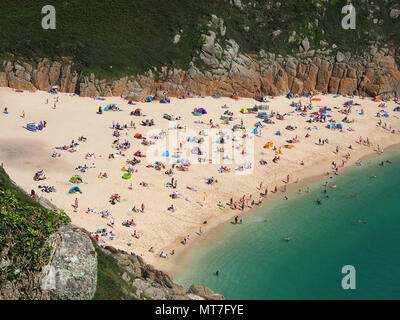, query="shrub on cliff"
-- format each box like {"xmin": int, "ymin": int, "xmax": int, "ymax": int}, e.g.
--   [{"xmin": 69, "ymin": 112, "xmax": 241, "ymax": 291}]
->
[{"xmin": 0, "ymin": 167, "xmax": 70, "ymax": 284}]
